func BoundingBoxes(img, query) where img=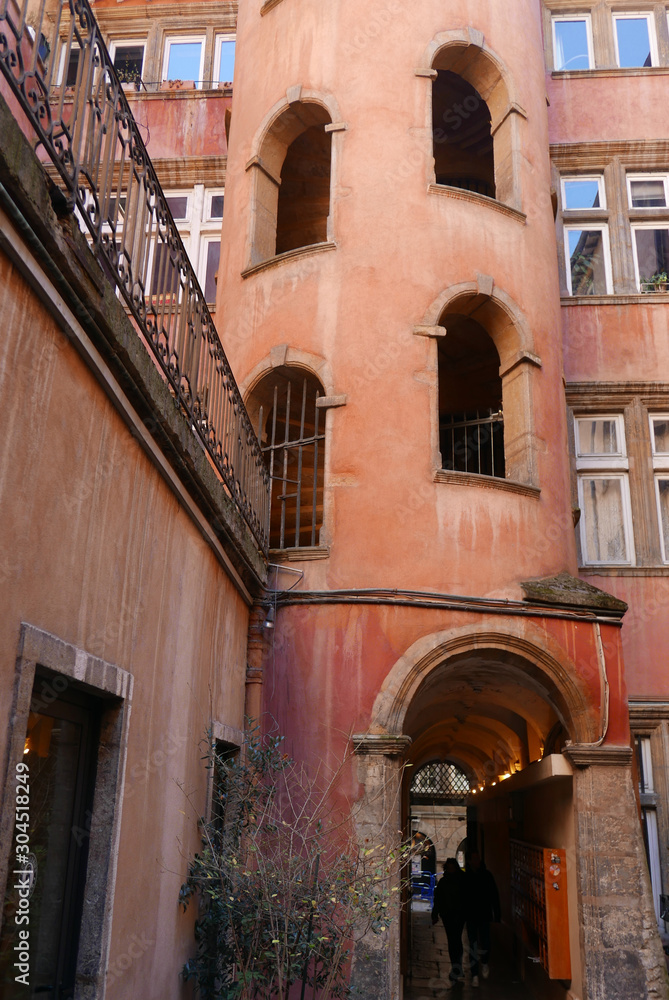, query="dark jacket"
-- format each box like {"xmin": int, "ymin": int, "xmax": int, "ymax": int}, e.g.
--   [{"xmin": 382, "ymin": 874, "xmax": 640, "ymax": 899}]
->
[
  {"xmin": 431, "ymin": 868, "xmax": 466, "ymax": 924},
  {"xmin": 464, "ymin": 864, "xmax": 501, "ymax": 923}
]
